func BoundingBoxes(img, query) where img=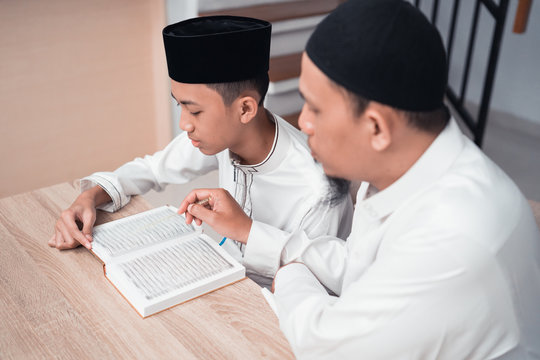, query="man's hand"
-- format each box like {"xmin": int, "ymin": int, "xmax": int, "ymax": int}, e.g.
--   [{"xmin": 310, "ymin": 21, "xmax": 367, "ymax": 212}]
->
[
  {"xmin": 178, "ymin": 188, "xmax": 252, "ymax": 244},
  {"xmin": 48, "ymin": 185, "xmax": 110, "ymax": 250},
  {"xmin": 271, "ymin": 262, "xmax": 300, "ymax": 293}
]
